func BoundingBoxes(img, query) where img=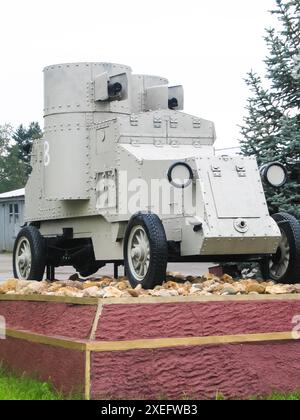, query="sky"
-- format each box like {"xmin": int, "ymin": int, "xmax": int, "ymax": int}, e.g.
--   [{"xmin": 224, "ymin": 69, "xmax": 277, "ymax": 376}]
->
[{"xmin": 0, "ymin": 0, "xmax": 277, "ymax": 148}]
